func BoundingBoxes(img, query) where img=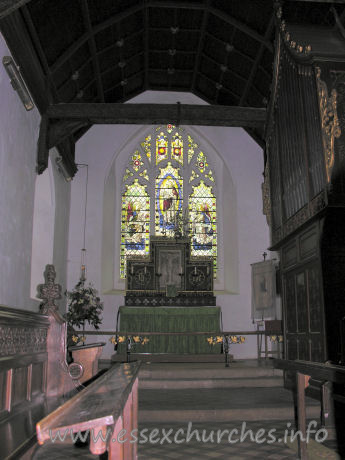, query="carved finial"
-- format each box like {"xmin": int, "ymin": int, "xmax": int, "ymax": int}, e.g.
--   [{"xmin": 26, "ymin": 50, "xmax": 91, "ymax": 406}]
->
[{"xmin": 37, "ymin": 264, "xmax": 62, "ymax": 314}]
